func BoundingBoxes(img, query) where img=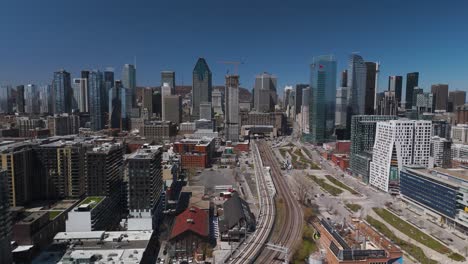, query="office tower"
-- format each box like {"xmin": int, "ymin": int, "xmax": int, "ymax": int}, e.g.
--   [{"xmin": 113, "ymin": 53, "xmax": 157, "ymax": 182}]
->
[
  {"xmin": 0, "ymin": 170, "xmax": 12, "ymax": 263},
  {"xmin": 416, "ymin": 92, "xmax": 434, "ymax": 114},
  {"xmin": 405, "ymin": 72, "xmax": 419, "ymax": 109},
  {"xmin": 370, "ymin": 120, "xmax": 432, "ymax": 193},
  {"xmin": 109, "ymin": 81, "xmax": 123, "ymax": 130},
  {"xmin": 16, "ymin": 85, "xmax": 25, "ymax": 113},
  {"xmin": 254, "ymin": 72, "xmax": 277, "ymax": 113},
  {"xmin": 152, "ymin": 91, "xmax": 162, "ymax": 119},
  {"xmin": 350, "ymin": 115, "xmax": 398, "ymax": 183},
  {"xmin": 305, "ymin": 55, "xmax": 336, "ymax": 144},
  {"xmin": 431, "ymin": 84, "xmax": 449, "ymax": 111},
  {"xmin": 301, "ymin": 87, "xmax": 310, "ymax": 134},
  {"xmin": 191, "ymin": 58, "xmax": 212, "ymax": 119},
  {"xmin": 335, "ymin": 87, "xmax": 348, "ymax": 127},
  {"xmin": 161, "ymin": 71, "xmax": 176, "ymax": 95},
  {"xmin": 365, "ymin": 62, "xmax": 377, "ymax": 114},
  {"xmin": 411, "ymin": 87, "xmax": 424, "ymax": 109},
  {"xmin": 81, "ymin": 70, "xmax": 90, "ymax": 79},
  {"xmin": 163, "ymin": 95, "xmax": 182, "ymax": 125},
  {"xmin": 340, "ymin": 70, "xmax": 348, "ymax": 87},
  {"xmin": 86, "ymin": 143, "xmax": 124, "ymax": 218},
  {"xmin": 47, "ymin": 114, "xmax": 80, "ymax": 136},
  {"xmin": 199, "ymin": 102, "xmax": 212, "ymax": 120},
  {"xmin": 72, "ymin": 78, "xmax": 88, "ymax": 112},
  {"xmin": 388, "ymin": 76, "xmax": 403, "ymax": 106},
  {"xmin": 347, "ymin": 54, "xmax": 367, "ymax": 116},
  {"xmin": 212, "ymin": 89, "xmax": 224, "ymax": 115},
  {"xmin": 24, "ymin": 84, "xmax": 40, "ymax": 114},
  {"xmin": 88, "ymin": 71, "xmax": 104, "ymax": 131},
  {"xmin": 376, "ymin": 91, "xmax": 398, "ymax": 115},
  {"xmin": 142, "ymin": 87, "xmax": 154, "ymax": 114},
  {"xmin": 127, "ymin": 146, "xmax": 163, "ymax": 219},
  {"xmin": 288, "ymin": 89, "xmax": 295, "ymax": 118},
  {"xmin": 161, "ymin": 83, "xmax": 172, "ymax": 121},
  {"xmin": 36, "ymin": 141, "xmax": 86, "ymax": 199},
  {"xmin": 122, "ymin": 64, "xmax": 136, "ymax": 106},
  {"xmin": 284, "ymin": 86, "xmax": 292, "ymax": 109},
  {"xmin": 103, "ymin": 69, "xmax": 114, "ymax": 118},
  {"xmin": 0, "ymin": 85, "xmax": 13, "ymax": 113},
  {"xmin": 52, "ymin": 69, "xmax": 72, "ymax": 114},
  {"xmin": 429, "ymin": 136, "xmax": 451, "ymax": 168},
  {"xmin": 448, "ymin": 90, "xmax": 466, "ymax": 112},
  {"xmin": 225, "ymin": 75, "xmax": 240, "ymax": 142},
  {"xmin": 294, "ymin": 84, "xmax": 307, "ymax": 117}
]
